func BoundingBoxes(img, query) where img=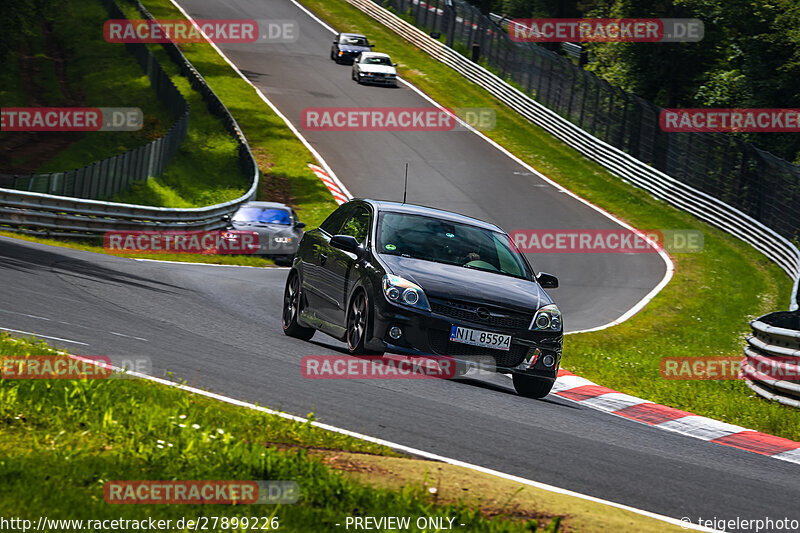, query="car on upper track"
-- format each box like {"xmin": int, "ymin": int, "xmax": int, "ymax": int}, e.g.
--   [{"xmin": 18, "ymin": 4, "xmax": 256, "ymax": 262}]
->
[
  {"xmin": 351, "ymin": 52, "xmax": 398, "ymax": 87},
  {"xmin": 281, "ymin": 199, "xmax": 563, "ymax": 398},
  {"xmin": 330, "ymin": 33, "xmax": 374, "ymax": 64},
  {"xmin": 225, "ymin": 201, "xmax": 305, "ymax": 265}
]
